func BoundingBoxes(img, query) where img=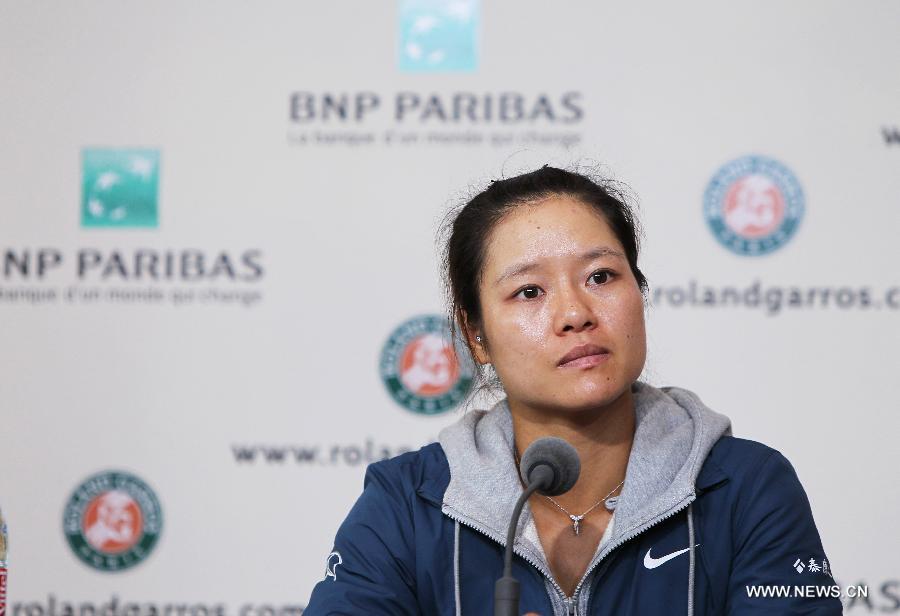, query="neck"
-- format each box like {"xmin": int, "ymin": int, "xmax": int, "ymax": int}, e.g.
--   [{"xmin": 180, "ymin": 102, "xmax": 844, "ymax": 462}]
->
[{"xmin": 510, "ymin": 387, "xmax": 636, "ymax": 510}]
